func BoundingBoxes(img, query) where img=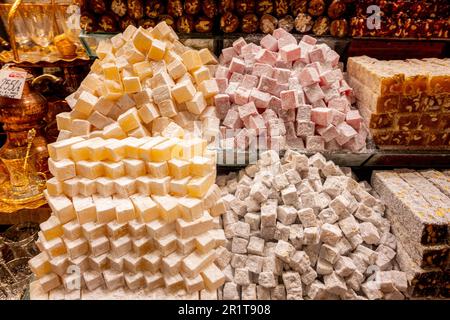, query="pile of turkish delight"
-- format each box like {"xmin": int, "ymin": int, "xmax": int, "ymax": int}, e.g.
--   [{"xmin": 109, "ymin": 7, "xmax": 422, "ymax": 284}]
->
[
  {"xmin": 214, "ymin": 28, "xmax": 368, "ymax": 153},
  {"xmin": 215, "ymin": 150, "xmax": 407, "ymax": 300}
]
